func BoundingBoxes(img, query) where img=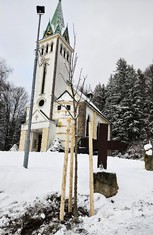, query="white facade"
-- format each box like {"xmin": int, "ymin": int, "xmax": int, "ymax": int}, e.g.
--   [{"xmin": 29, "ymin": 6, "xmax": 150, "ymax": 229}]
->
[
  {"xmin": 19, "ymin": 0, "xmax": 110, "ymax": 152},
  {"xmin": 33, "ymin": 34, "xmax": 73, "ymax": 120},
  {"xmin": 19, "ymin": 3, "xmax": 73, "ymax": 152},
  {"xmin": 52, "ymin": 90, "xmax": 111, "ymax": 147}
]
